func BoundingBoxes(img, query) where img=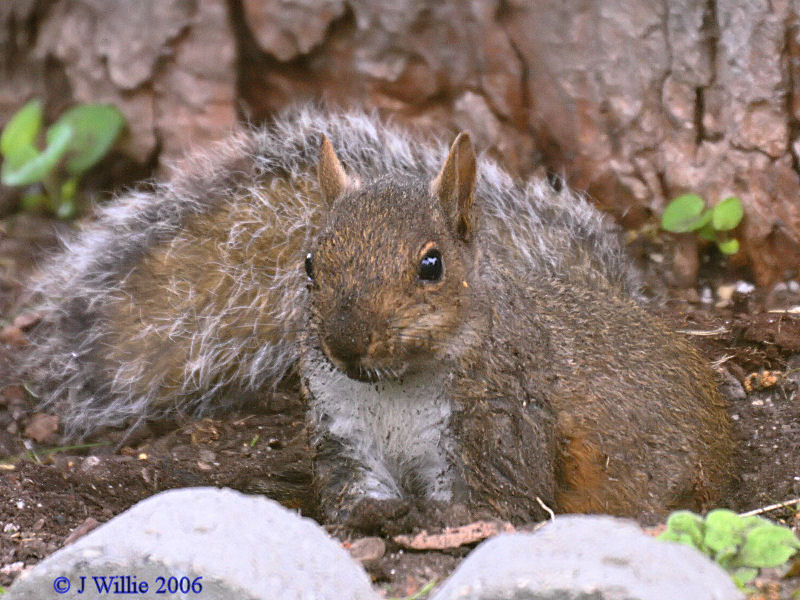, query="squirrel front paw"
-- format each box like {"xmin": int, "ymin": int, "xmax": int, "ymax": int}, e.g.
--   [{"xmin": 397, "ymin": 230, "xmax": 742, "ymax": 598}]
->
[{"xmin": 343, "ymin": 497, "xmax": 413, "ymax": 536}]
